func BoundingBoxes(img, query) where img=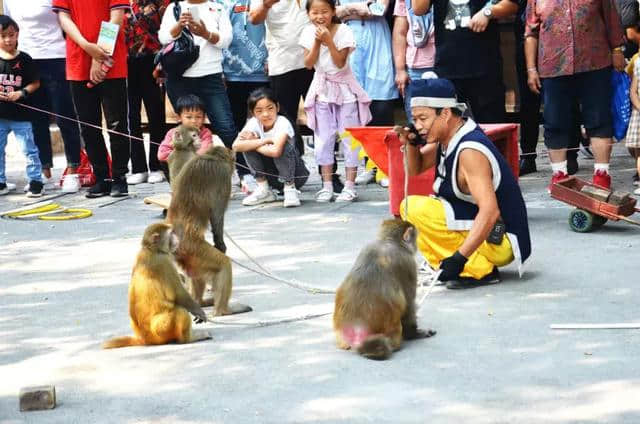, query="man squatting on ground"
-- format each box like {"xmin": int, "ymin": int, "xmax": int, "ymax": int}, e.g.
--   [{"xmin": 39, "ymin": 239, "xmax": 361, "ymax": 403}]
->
[{"xmin": 397, "ymin": 77, "xmax": 531, "ymax": 289}]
